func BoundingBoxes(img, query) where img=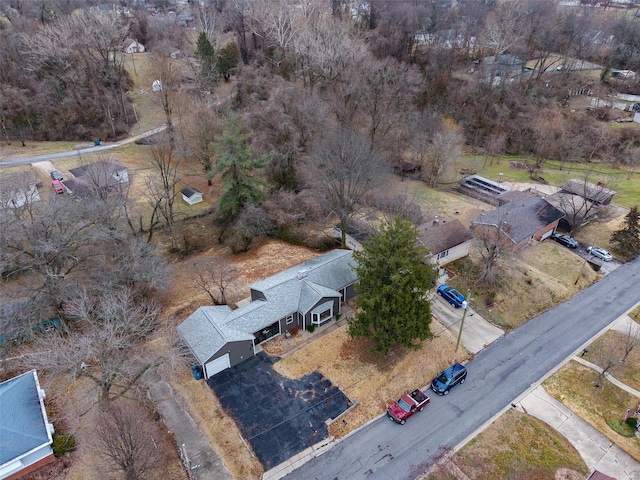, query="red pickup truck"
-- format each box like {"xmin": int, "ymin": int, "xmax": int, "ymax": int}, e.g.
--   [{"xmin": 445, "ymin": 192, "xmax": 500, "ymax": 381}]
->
[{"xmin": 387, "ymin": 388, "xmax": 430, "ymax": 424}]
